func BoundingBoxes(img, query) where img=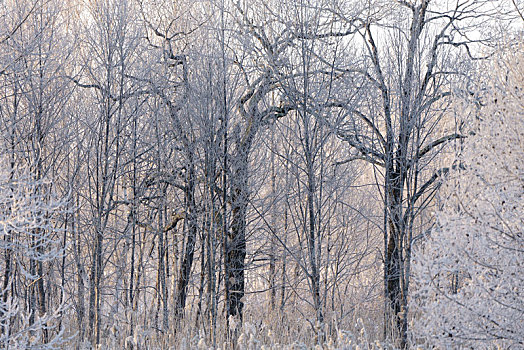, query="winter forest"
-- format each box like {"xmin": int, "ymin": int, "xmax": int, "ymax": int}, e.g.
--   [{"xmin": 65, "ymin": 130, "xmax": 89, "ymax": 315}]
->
[{"xmin": 0, "ymin": 0, "xmax": 523, "ymax": 349}]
